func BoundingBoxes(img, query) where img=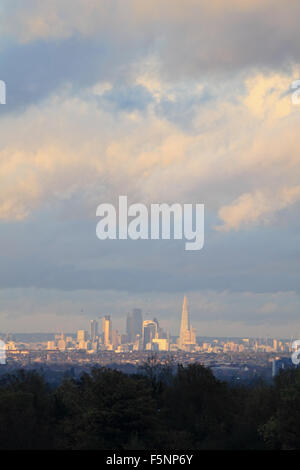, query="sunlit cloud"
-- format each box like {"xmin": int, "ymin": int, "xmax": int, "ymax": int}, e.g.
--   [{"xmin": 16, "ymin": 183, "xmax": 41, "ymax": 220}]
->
[{"xmin": 0, "ymin": 0, "xmax": 299, "ymax": 334}]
